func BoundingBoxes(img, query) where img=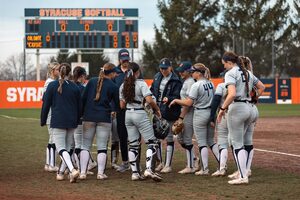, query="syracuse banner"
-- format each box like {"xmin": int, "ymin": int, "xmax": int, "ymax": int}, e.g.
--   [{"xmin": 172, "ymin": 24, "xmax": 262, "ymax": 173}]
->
[{"xmin": 0, "ymin": 81, "xmax": 45, "ymax": 108}]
